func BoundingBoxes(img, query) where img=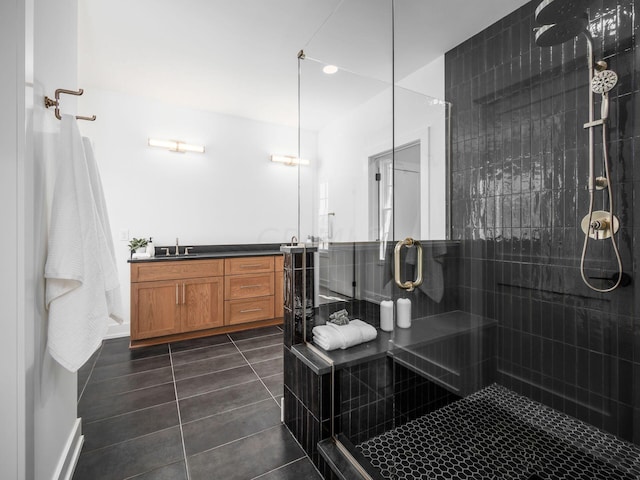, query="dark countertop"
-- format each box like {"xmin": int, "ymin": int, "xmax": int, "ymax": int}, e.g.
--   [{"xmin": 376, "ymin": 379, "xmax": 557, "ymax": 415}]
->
[
  {"xmin": 128, "ymin": 243, "xmax": 284, "ymax": 263},
  {"xmin": 291, "ymin": 310, "xmax": 496, "ymax": 375}
]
